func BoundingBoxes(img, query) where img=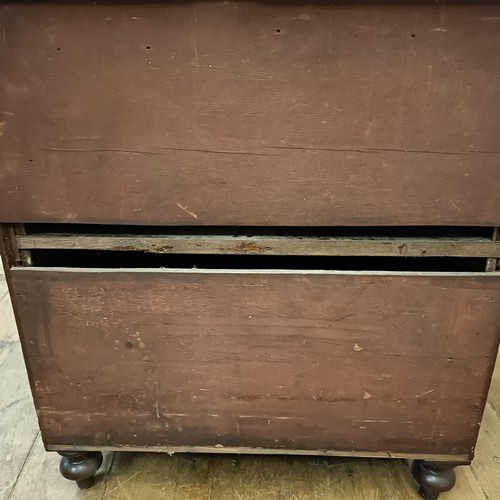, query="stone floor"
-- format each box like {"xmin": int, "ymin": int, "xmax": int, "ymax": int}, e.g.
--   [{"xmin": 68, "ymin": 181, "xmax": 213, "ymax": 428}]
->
[{"xmin": 1, "ymin": 276, "xmax": 499, "ymax": 499}]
